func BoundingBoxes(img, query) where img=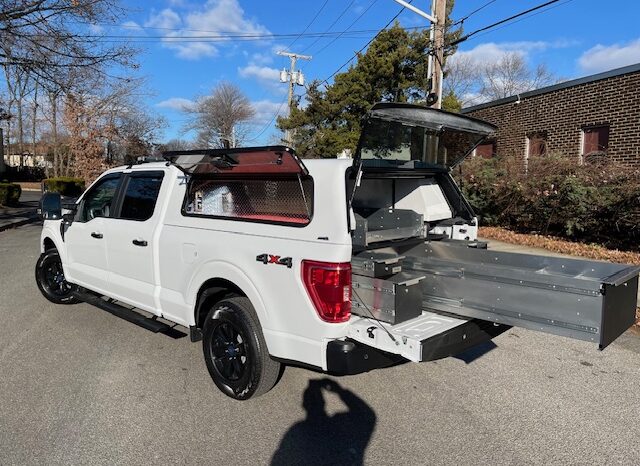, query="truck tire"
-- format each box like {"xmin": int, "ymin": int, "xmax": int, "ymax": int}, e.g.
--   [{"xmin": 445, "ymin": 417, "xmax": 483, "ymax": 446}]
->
[
  {"xmin": 202, "ymin": 296, "xmax": 282, "ymax": 400},
  {"xmin": 35, "ymin": 249, "xmax": 79, "ymax": 305}
]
